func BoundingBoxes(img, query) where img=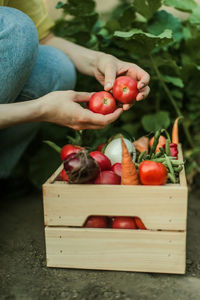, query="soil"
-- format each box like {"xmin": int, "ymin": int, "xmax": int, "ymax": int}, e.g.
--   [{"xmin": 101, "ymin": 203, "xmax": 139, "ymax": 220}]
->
[{"xmin": 0, "ymin": 188, "xmax": 200, "ymax": 300}]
